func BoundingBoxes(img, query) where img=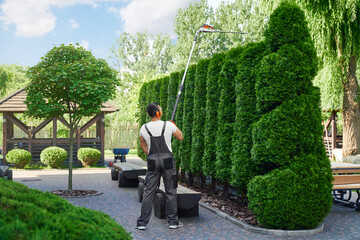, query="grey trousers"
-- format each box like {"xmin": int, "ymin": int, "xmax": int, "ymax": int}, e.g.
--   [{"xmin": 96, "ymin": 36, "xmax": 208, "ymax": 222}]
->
[{"xmin": 137, "ymin": 154, "xmax": 178, "ymax": 226}]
